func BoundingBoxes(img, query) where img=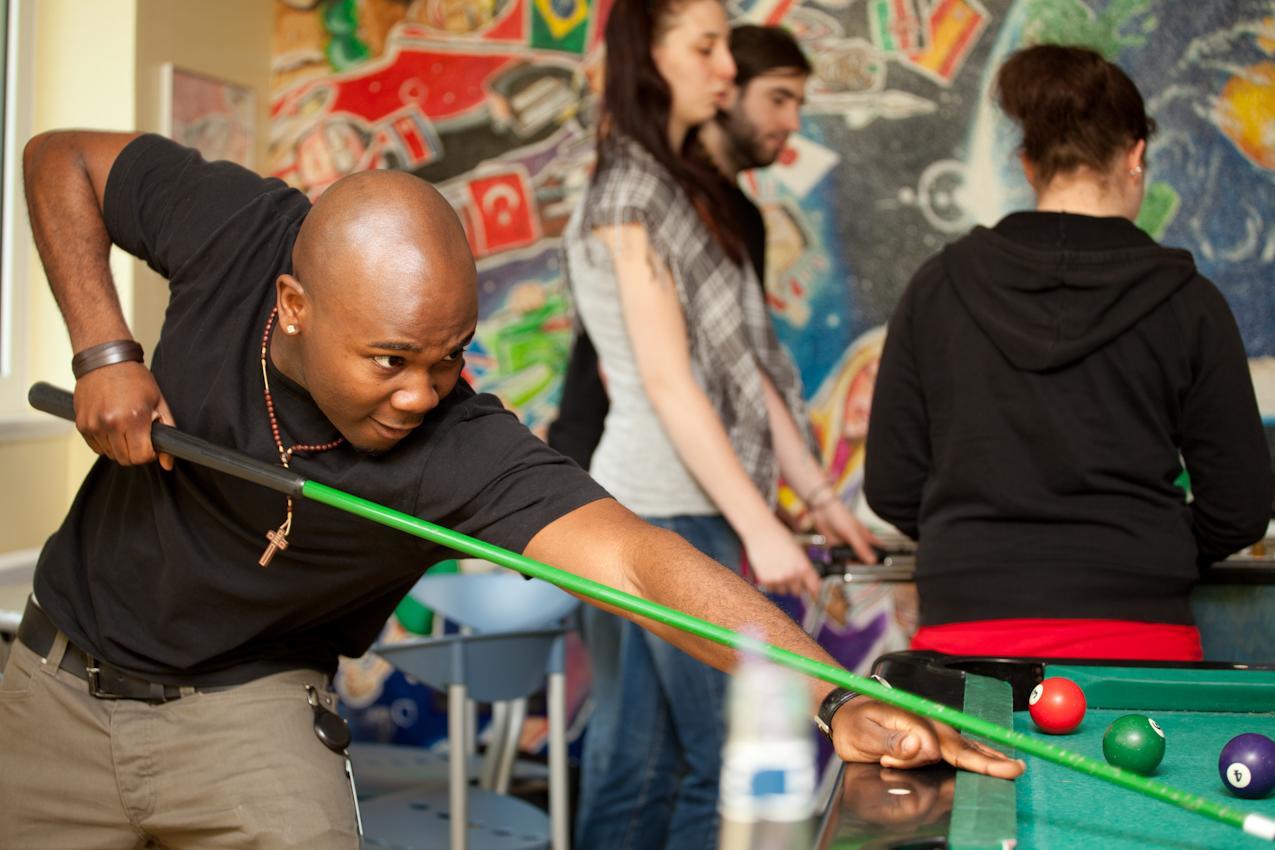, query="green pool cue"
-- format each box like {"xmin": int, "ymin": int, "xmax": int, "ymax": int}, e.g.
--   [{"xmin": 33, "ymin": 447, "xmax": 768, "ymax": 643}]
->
[{"xmin": 29, "ymin": 382, "xmax": 1275, "ymax": 843}]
